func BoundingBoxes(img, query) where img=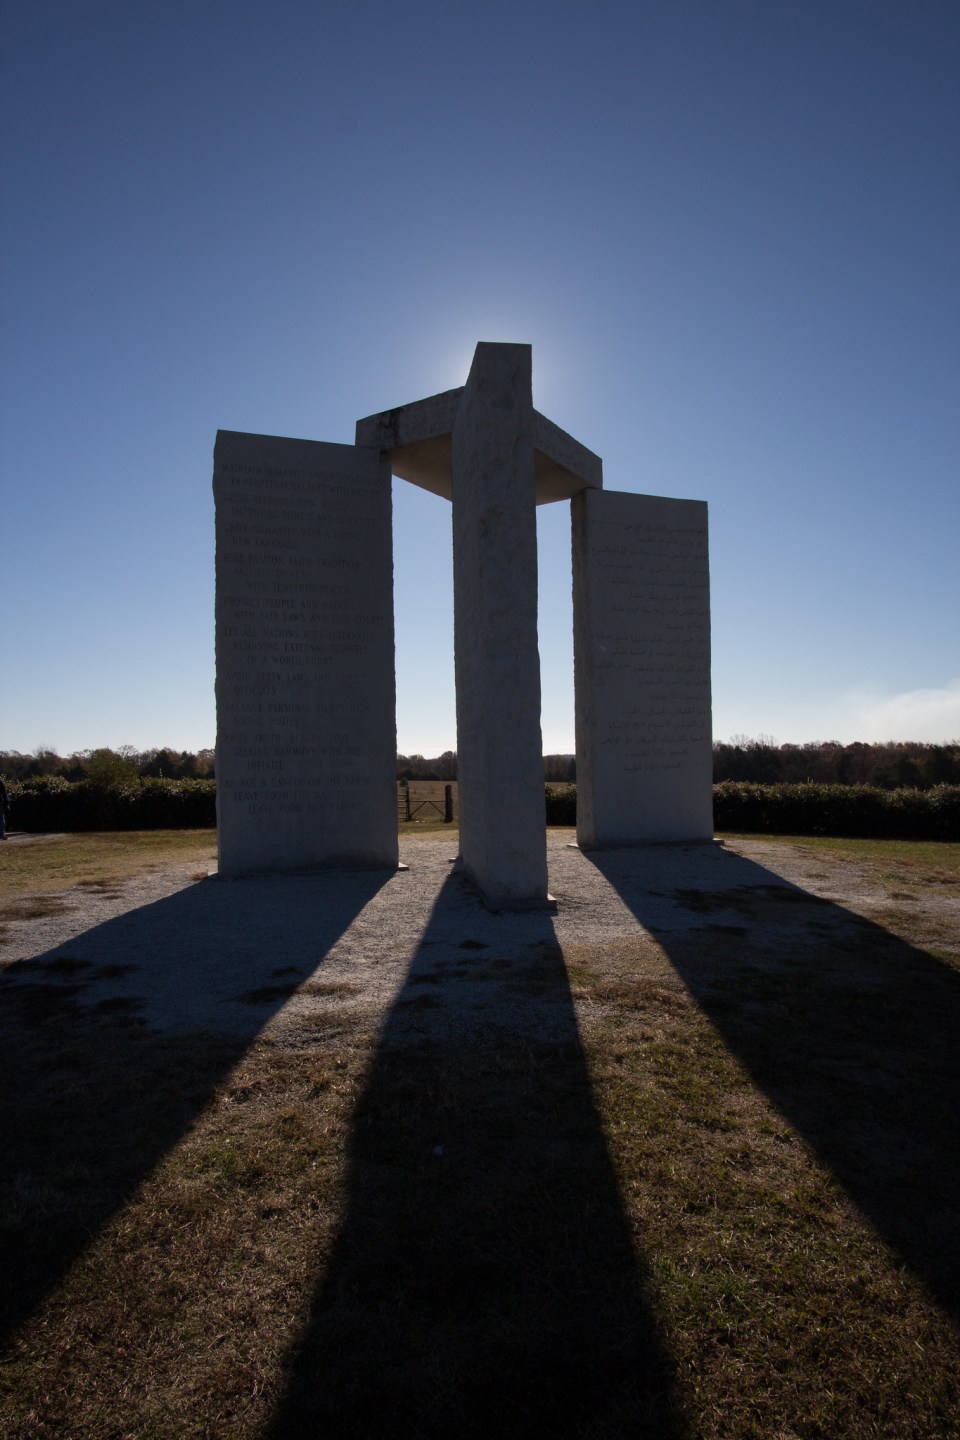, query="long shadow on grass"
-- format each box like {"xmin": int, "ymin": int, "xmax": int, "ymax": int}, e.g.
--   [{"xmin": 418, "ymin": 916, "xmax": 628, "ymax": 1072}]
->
[
  {"xmin": 267, "ymin": 869, "xmax": 683, "ymax": 1440},
  {"xmin": 0, "ymin": 868, "xmax": 392, "ymax": 1349},
  {"xmin": 586, "ymin": 843, "xmax": 960, "ymax": 1320}
]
